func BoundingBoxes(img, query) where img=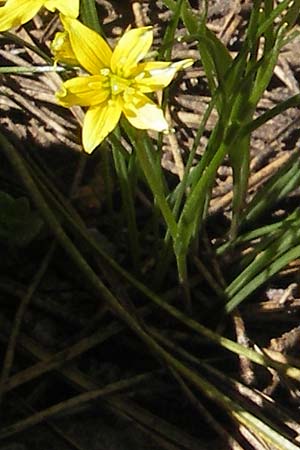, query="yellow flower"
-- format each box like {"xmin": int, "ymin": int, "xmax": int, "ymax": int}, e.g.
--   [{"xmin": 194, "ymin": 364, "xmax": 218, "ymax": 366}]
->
[
  {"xmin": 0, "ymin": 0, "xmax": 79, "ymax": 31},
  {"xmin": 51, "ymin": 31, "xmax": 78, "ymax": 66},
  {"xmin": 56, "ymin": 16, "xmax": 193, "ymax": 153}
]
